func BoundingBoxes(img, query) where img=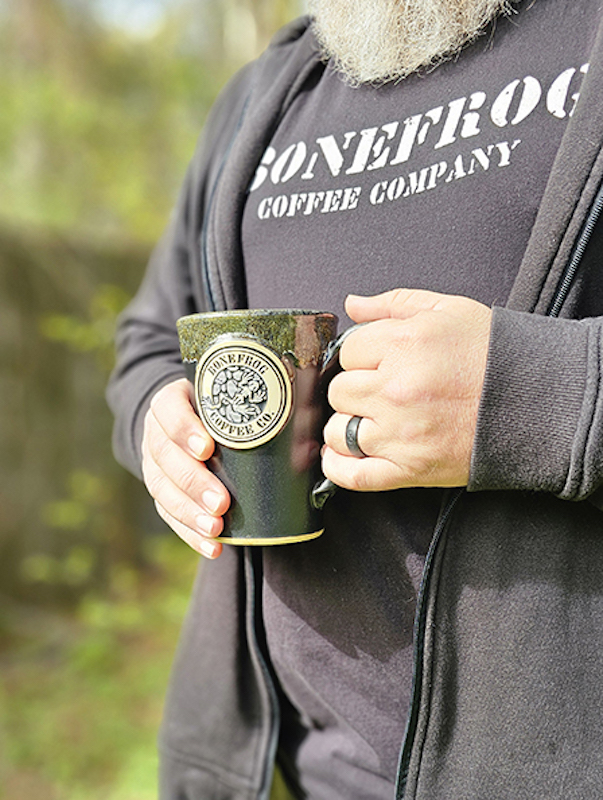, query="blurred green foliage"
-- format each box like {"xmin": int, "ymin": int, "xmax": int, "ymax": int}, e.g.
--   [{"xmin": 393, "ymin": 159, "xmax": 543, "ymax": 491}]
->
[
  {"xmin": 0, "ymin": 0, "xmax": 299, "ymax": 243},
  {"xmin": 0, "ymin": 535, "xmax": 197, "ymax": 800},
  {"xmin": 0, "ymin": 0, "xmax": 301, "ymax": 608},
  {"xmin": 0, "ymin": 0, "xmax": 300, "ymax": 797}
]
